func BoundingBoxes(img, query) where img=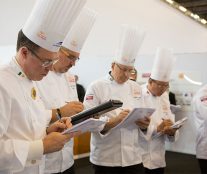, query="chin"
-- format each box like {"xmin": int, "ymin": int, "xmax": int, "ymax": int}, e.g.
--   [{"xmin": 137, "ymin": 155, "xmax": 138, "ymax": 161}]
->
[{"xmin": 33, "ymin": 76, "xmax": 44, "ymax": 81}]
